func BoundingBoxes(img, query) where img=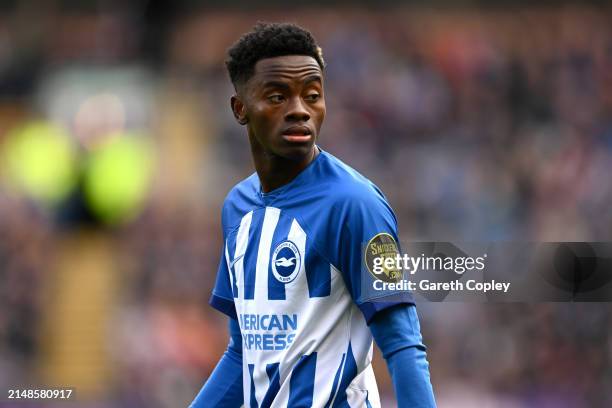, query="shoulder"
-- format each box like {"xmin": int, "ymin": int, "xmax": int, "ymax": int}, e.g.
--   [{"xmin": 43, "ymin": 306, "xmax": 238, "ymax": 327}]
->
[
  {"xmin": 300, "ymin": 152, "xmax": 399, "ymax": 241},
  {"xmin": 220, "ymin": 172, "xmax": 260, "ymax": 231},
  {"xmin": 318, "ymin": 151, "xmax": 393, "ymax": 214}
]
